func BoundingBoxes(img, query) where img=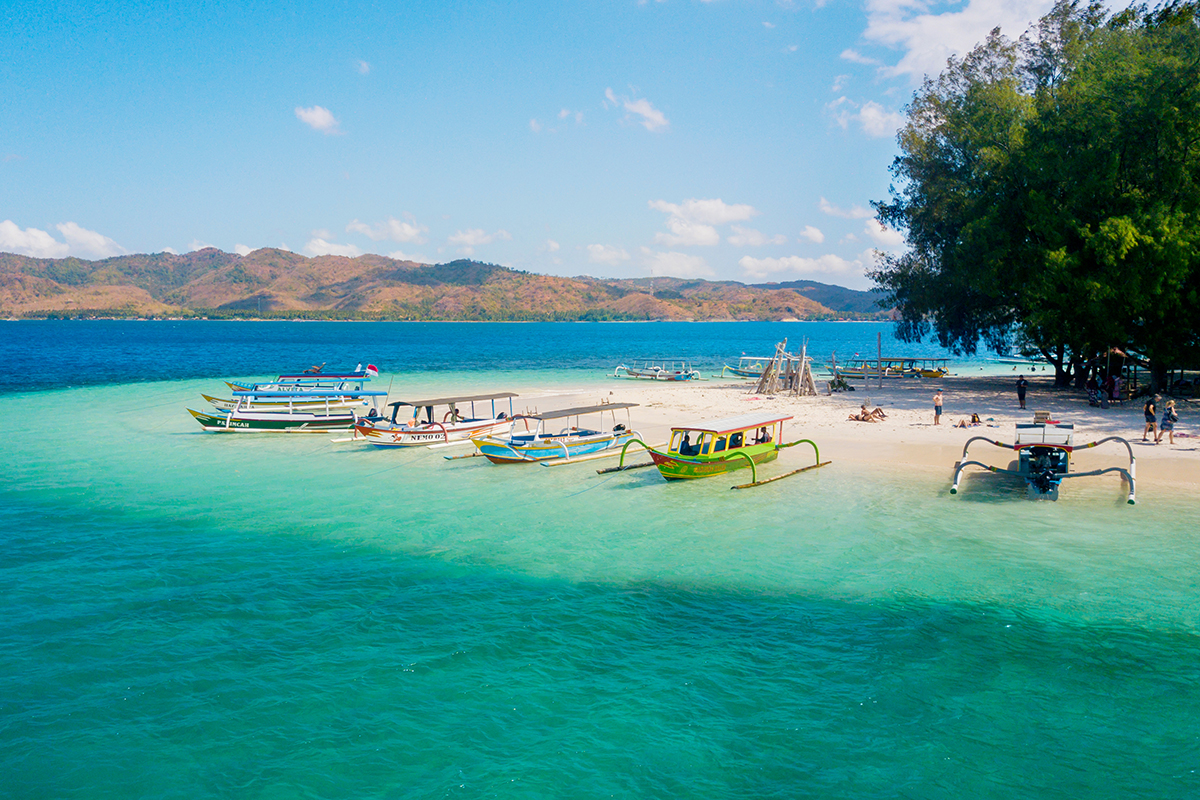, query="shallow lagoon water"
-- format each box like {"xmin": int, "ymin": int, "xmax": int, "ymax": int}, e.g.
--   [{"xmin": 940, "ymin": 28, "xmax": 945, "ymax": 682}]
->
[{"xmin": 3, "ymin": 322, "xmax": 1199, "ymax": 798}]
